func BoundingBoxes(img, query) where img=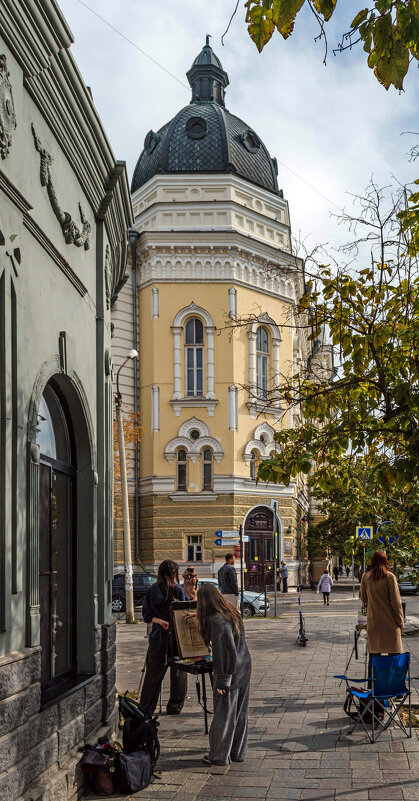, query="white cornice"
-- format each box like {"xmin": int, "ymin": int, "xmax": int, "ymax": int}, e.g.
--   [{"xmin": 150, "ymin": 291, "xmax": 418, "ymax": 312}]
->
[{"xmin": 138, "ymin": 474, "xmax": 296, "ymax": 498}]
